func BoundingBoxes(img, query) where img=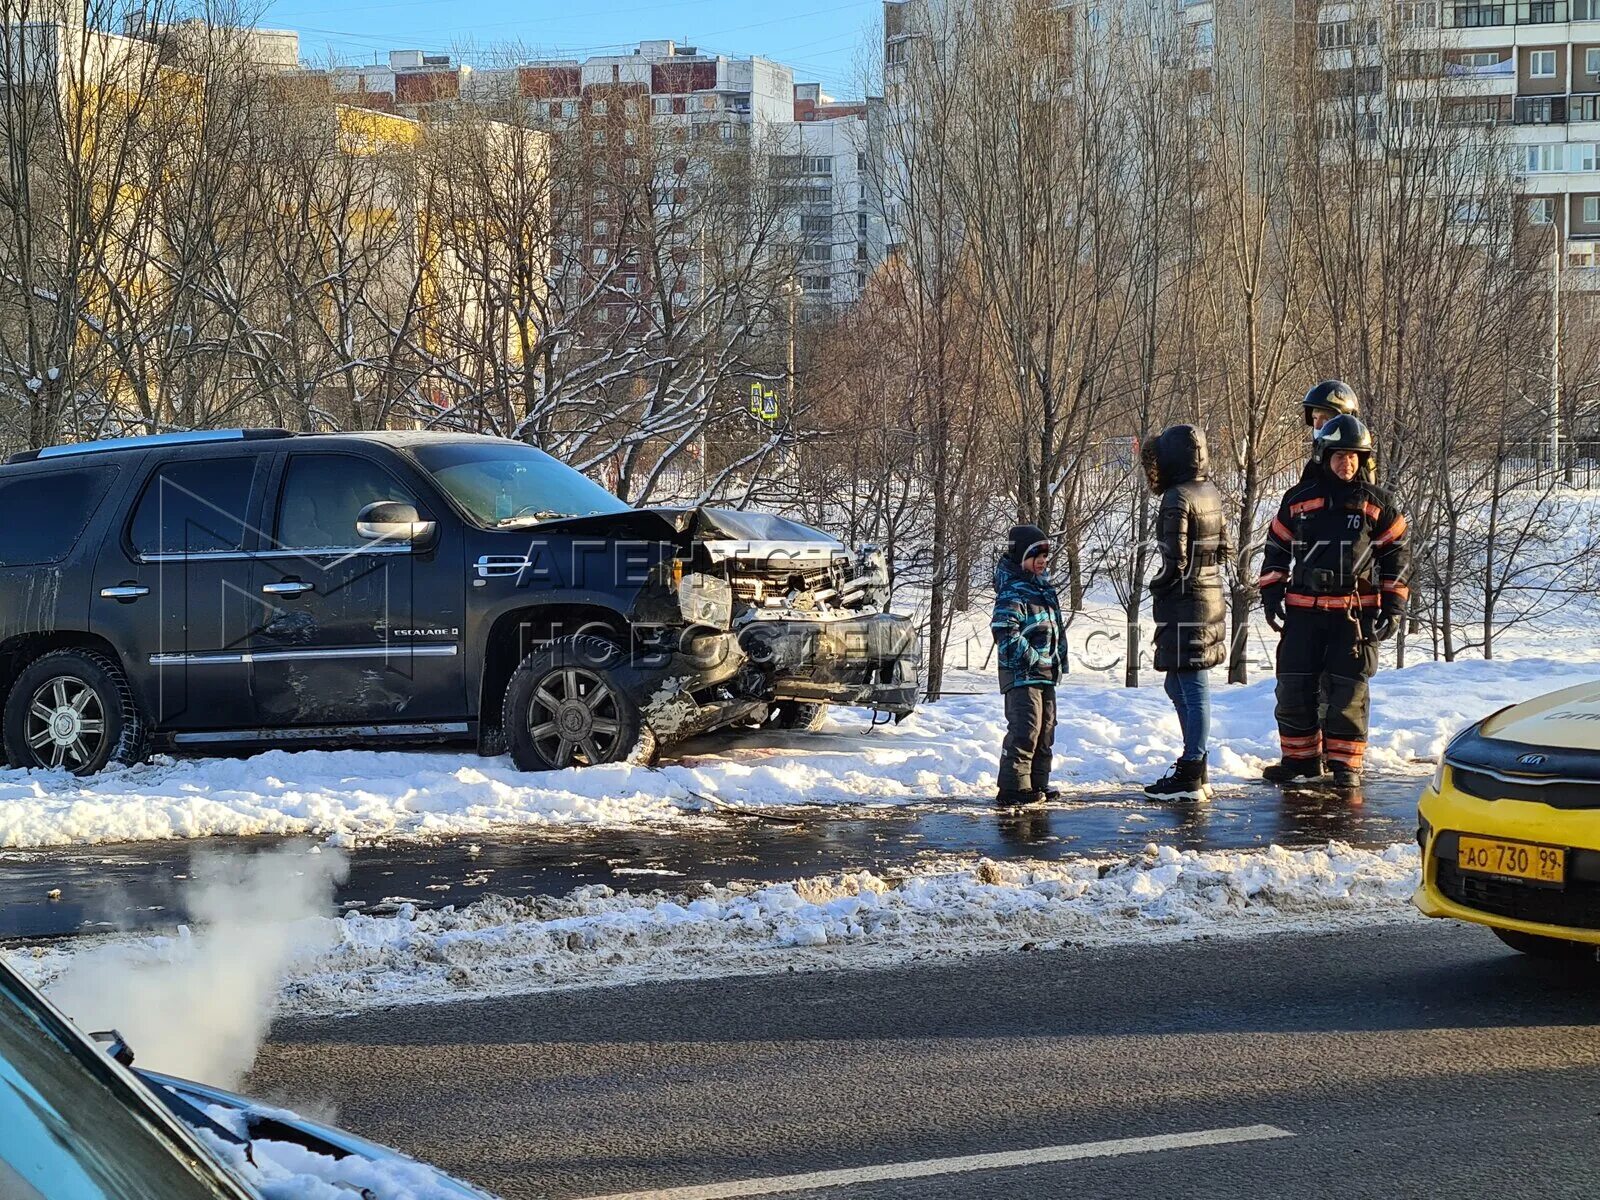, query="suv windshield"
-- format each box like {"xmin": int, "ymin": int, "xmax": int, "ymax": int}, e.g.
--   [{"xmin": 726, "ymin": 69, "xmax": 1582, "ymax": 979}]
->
[
  {"xmin": 412, "ymin": 442, "xmax": 630, "ymax": 529},
  {"xmin": 0, "ymin": 959, "xmax": 250, "ymax": 1199}
]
